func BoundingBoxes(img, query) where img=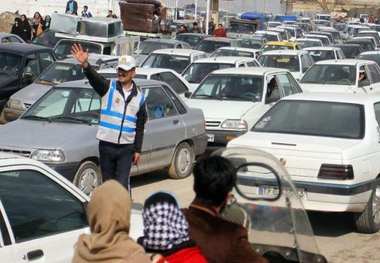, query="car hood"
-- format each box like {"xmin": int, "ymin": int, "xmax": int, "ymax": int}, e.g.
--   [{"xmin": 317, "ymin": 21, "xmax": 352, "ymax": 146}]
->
[
  {"xmin": 11, "ymin": 82, "xmax": 52, "ymax": 105},
  {"xmin": 187, "ymin": 99, "xmax": 258, "ymax": 120},
  {"xmin": 300, "ymin": 83, "xmax": 357, "ymax": 93},
  {"xmin": 0, "ymin": 119, "xmax": 97, "ymax": 151}
]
